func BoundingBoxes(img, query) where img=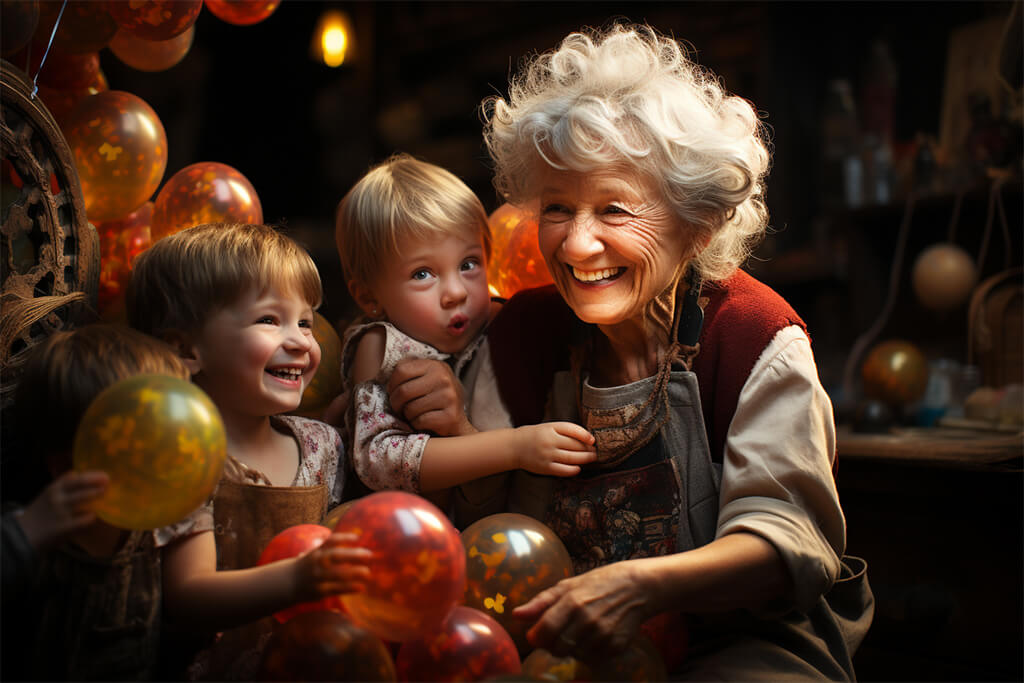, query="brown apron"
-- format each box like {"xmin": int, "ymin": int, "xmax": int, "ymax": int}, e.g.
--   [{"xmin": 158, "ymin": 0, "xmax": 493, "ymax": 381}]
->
[{"xmin": 191, "ymin": 480, "xmax": 328, "ymax": 681}]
